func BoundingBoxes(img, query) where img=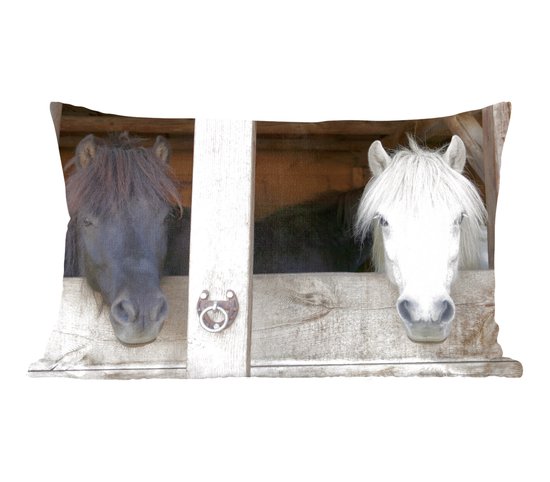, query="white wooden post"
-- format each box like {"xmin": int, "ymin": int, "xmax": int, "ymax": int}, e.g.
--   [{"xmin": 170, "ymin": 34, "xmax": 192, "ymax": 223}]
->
[{"xmin": 186, "ymin": 119, "xmax": 255, "ymax": 378}]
